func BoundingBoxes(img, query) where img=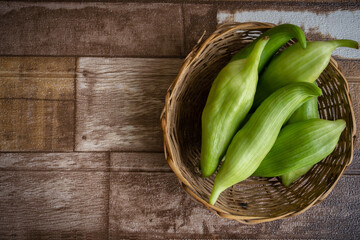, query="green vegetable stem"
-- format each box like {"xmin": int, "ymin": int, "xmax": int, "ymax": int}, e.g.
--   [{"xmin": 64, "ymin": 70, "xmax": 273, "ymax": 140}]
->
[
  {"xmin": 231, "ymin": 24, "xmax": 307, "ymax": 72},
  {"xmin": 252, "ymin": 39, "xmax": 359, "ymax": 109}
]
